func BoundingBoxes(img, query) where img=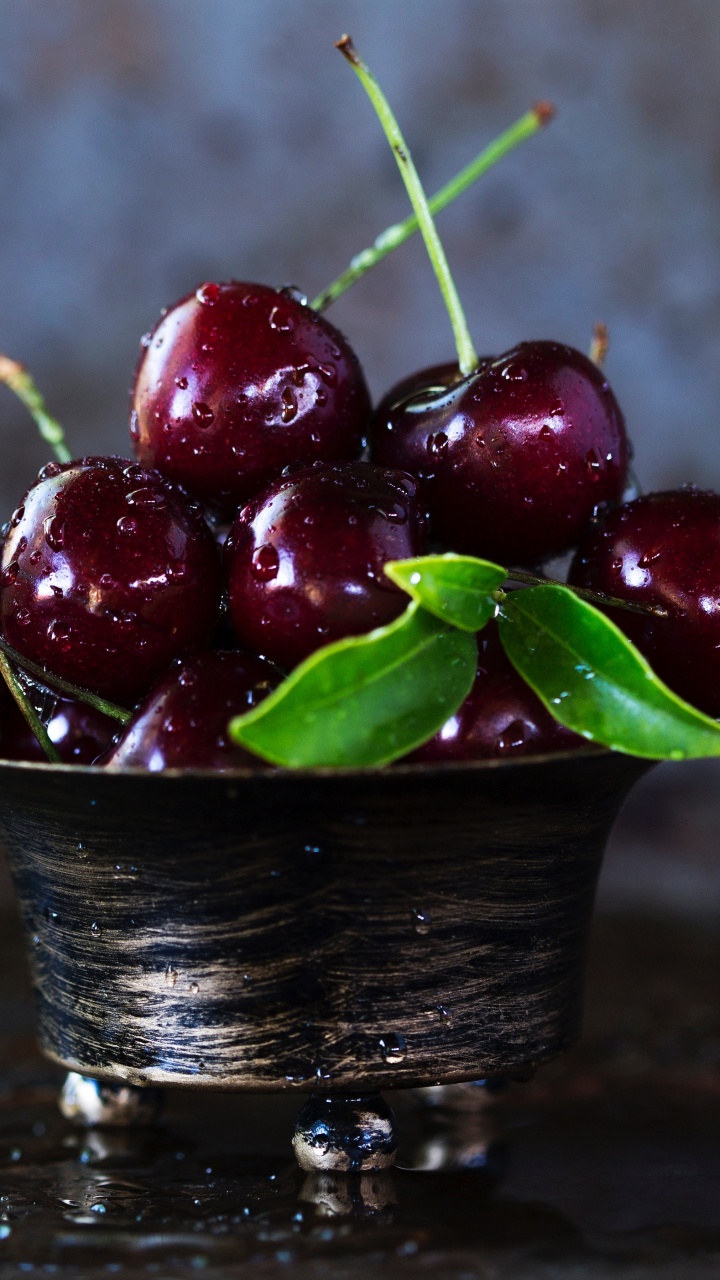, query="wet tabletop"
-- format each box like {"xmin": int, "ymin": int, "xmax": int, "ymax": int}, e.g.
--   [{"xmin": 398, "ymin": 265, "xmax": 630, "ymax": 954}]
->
[{"xmin": 0, "ymin": 910, "xmax": 718, "ymax": 1278}]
